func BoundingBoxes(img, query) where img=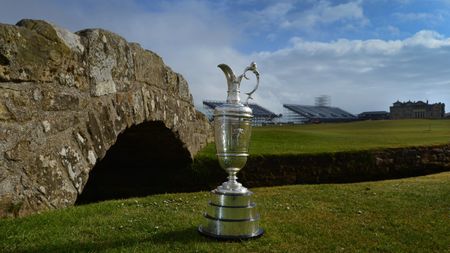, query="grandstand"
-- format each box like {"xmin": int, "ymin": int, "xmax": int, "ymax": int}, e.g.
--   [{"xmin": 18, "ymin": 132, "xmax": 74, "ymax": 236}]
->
[
  {"xmin": 203, "ymin": 100, "xmax": 279, "ymax": 126},
  {"xmin": 283, "ymin": 104, "xmax": 356, "ymax": 124}
]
